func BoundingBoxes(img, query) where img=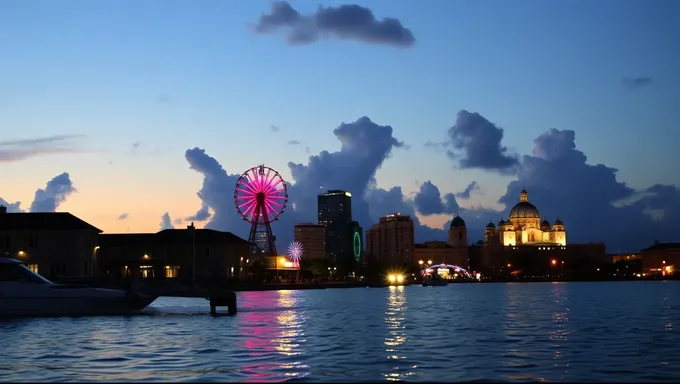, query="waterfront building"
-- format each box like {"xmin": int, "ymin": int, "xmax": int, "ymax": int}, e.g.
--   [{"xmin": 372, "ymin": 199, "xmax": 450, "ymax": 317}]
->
[
  {"xmin": 640, "ymin": 242, "xmax": 679, "ymax": 275},
  {"xmin": 366, "ymin": 213, "xmax": 415, "ymax": 266},
  {"xmin": 413, "ymin": 215, "xmax": 469, "ymax": 269},
  {"xmin": 317, "ymin": 190, "xmax": 359, "ymax": 269},
  {"xmin": 0, "ymin": 205, "xmax": 102, "ymax": 278},
  {"xmin": 488, "ymin": 189, "xmax": 567, "ymax": 247},
  {"xmin": 294, "ymin": 223, "xmax": 326, "ymax": 261},
  {"xmin": 97, "ymin": 225, "xmax": 249, "ymax": 281}
]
